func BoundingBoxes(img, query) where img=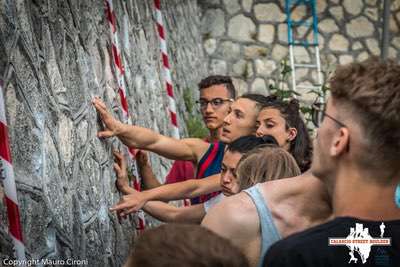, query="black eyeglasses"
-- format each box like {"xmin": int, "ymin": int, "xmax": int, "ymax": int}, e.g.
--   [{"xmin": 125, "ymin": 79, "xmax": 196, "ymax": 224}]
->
[
  {"xmin": 311, "ymin": 100, "xmax": 347, "ymax": 128},
  {"xmin": 196, "ymin": 98, "xmax": 233, "ymax": 110}
]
